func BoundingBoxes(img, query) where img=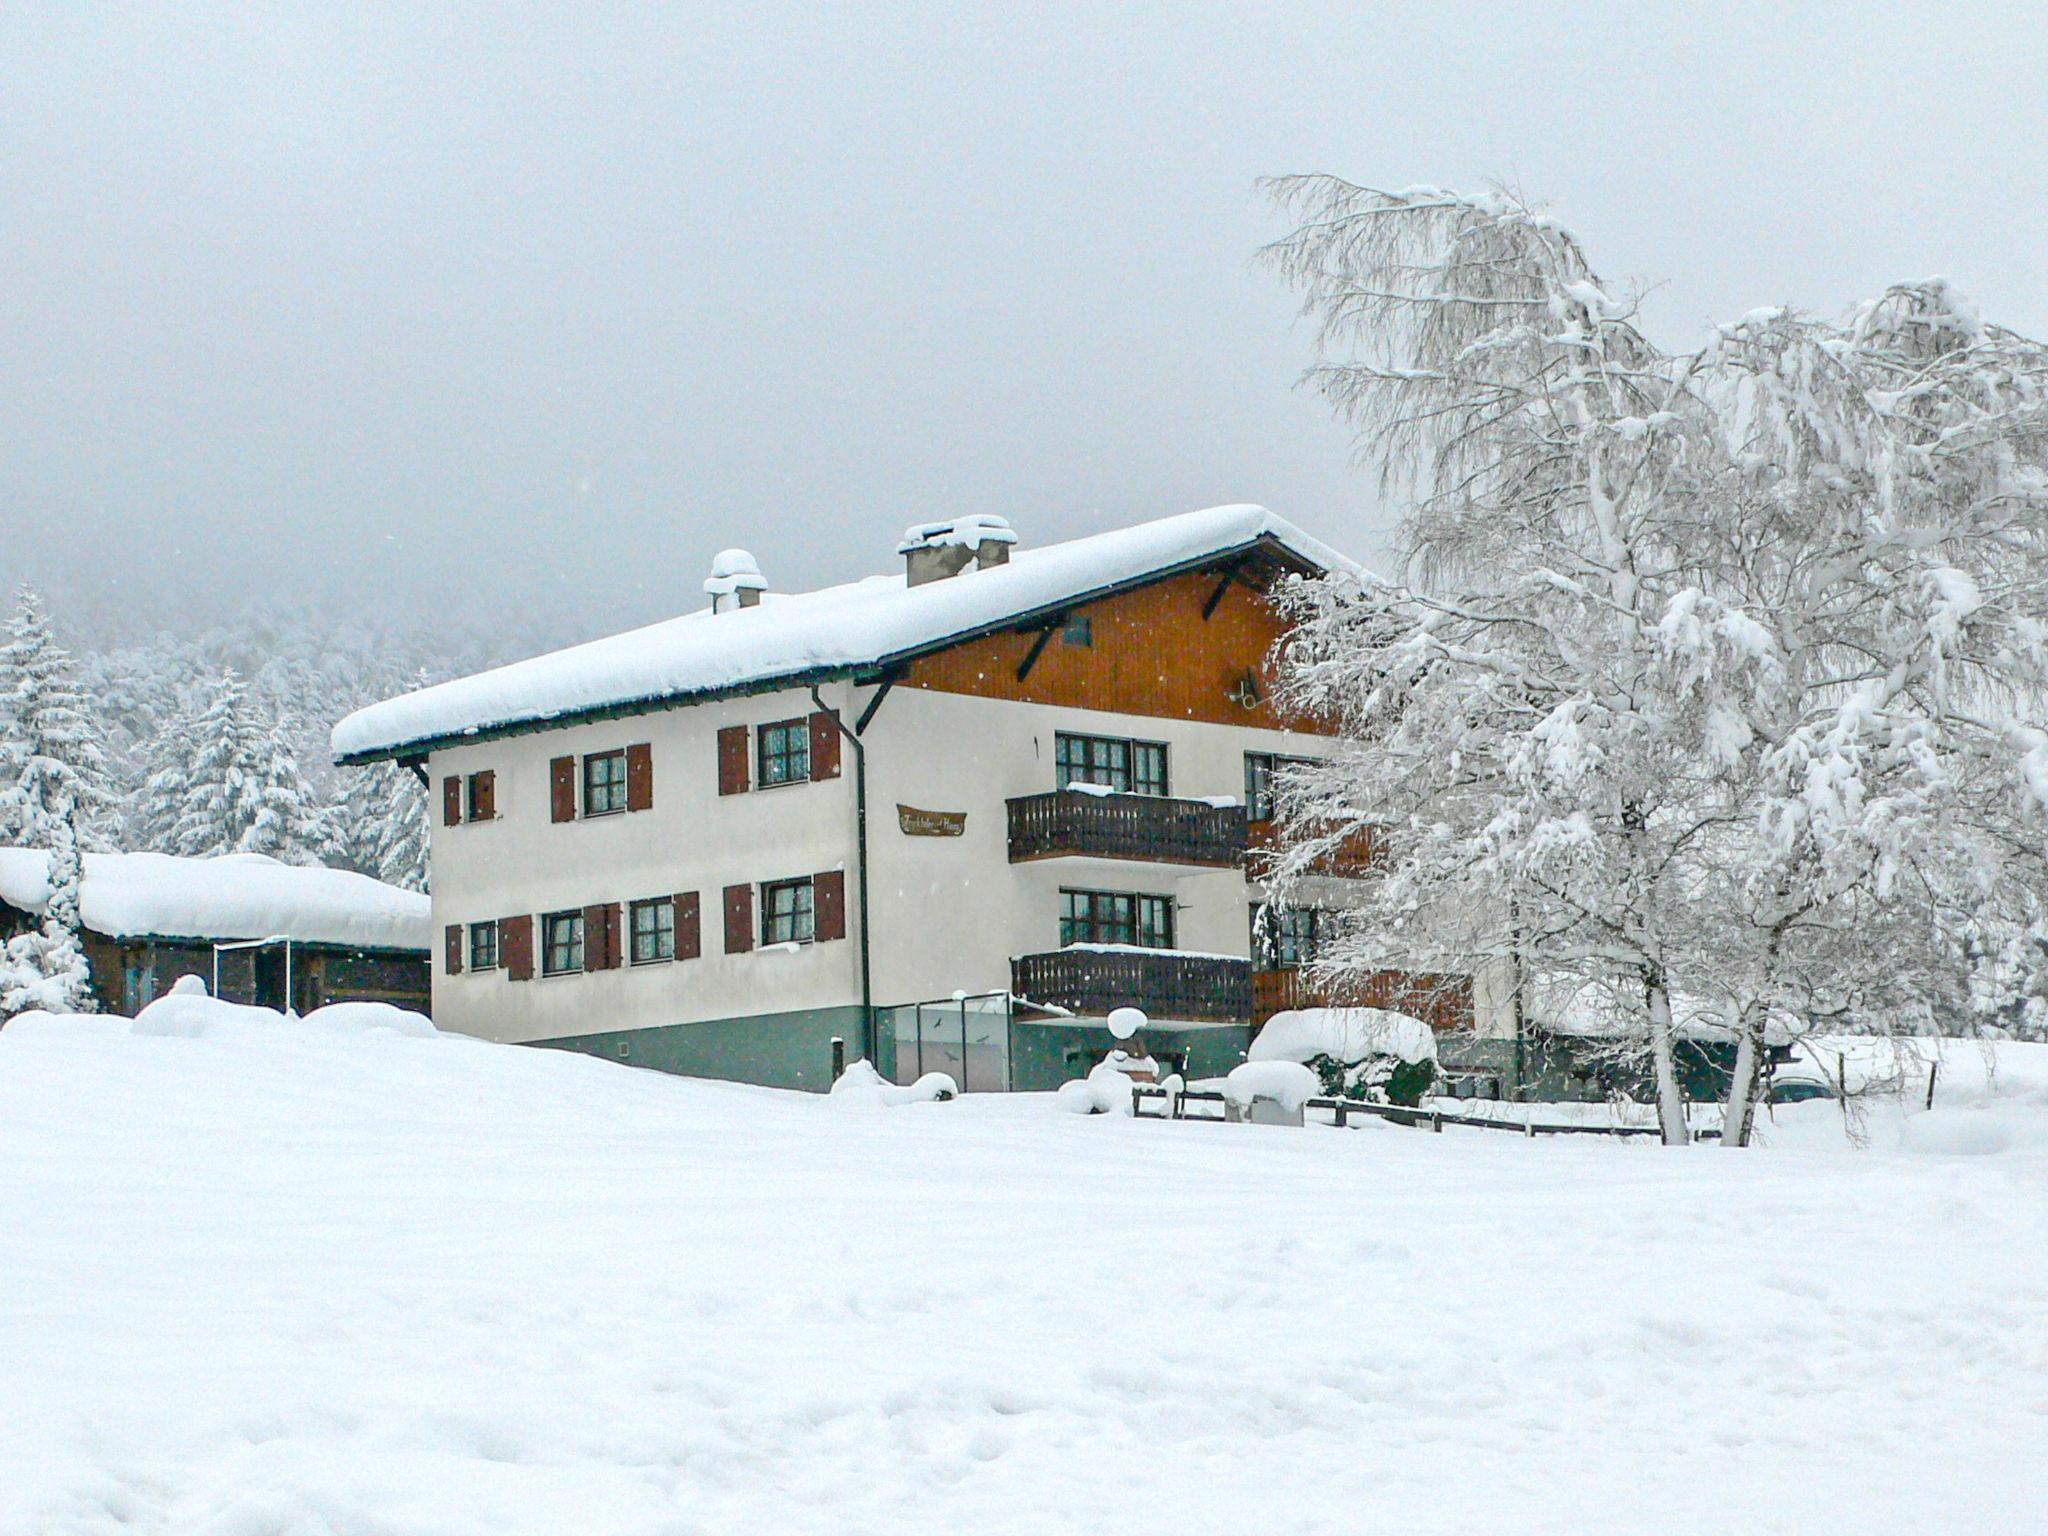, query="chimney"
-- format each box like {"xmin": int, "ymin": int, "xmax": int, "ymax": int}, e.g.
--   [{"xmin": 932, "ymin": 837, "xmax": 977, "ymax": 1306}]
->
[
  {"xmin": 703, "ymin": 548, "xmax": 767, "ymax": 613},
  {"xmin": 898, "ymin": 516, "xmax": 1018, "ymax": 587}
]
